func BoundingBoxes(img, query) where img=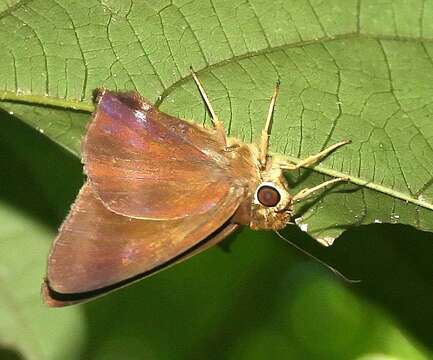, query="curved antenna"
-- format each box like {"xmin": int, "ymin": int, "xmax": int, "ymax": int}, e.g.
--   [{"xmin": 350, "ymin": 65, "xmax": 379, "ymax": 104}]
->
[
  {"xmin": 190, "ymin": 67, "xmax": 227, "ymax": 147},
  {"xmin": 274, "ymin": 230, "xmax": 361, "ymax": 284},
  {"xmin": 260, "ymin": 80, "xmax": 280, "ymax": 168}
]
